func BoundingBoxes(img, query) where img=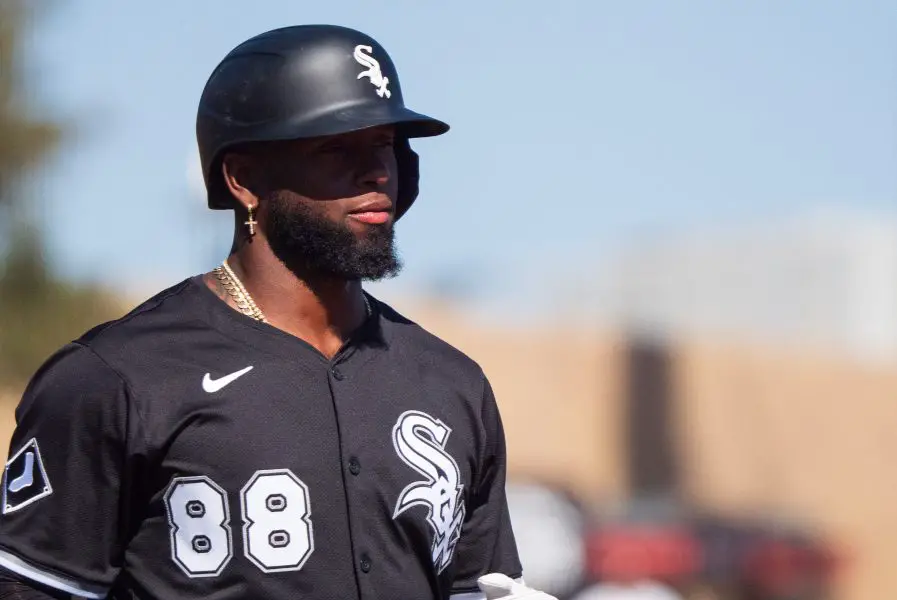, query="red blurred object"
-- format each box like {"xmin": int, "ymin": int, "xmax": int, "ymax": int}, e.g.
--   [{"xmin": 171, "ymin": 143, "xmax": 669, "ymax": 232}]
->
[
  {"xmin": 585, "ymin": 526, "xmax": 702, "ymax": 583},
  {"xmin": 741, "ymin": 537, "xmax": 844, "ymax": 593}
]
